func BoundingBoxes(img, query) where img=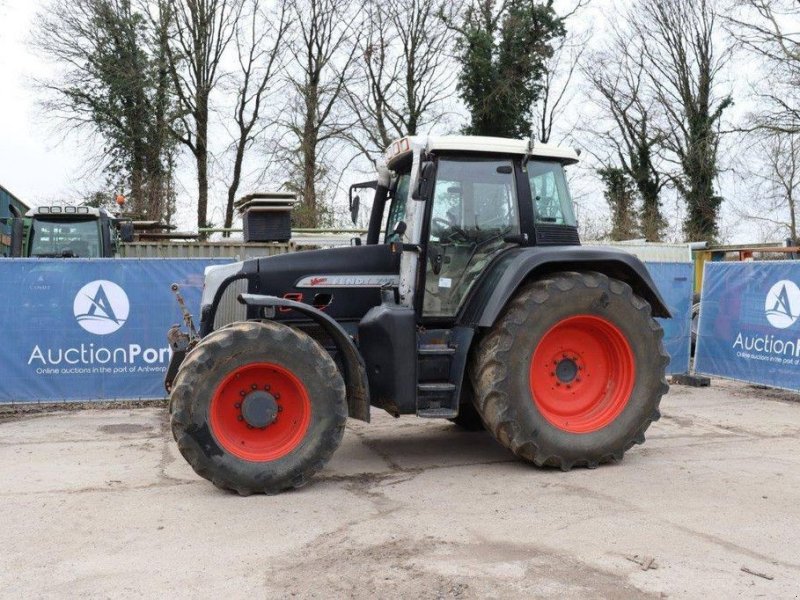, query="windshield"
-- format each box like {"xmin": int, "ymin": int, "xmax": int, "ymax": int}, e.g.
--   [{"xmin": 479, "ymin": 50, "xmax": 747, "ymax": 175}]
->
[{"xmin": 29, "ymin": 217, "xmax": 101, "ymax": 257}]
